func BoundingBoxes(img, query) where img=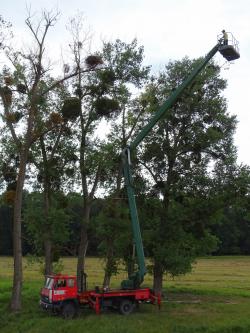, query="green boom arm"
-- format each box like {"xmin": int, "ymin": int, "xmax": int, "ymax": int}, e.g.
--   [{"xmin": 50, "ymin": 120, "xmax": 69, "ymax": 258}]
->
[{"xmin": 121, "ymin": 42, "xmax": 221, "ymax": 290}]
